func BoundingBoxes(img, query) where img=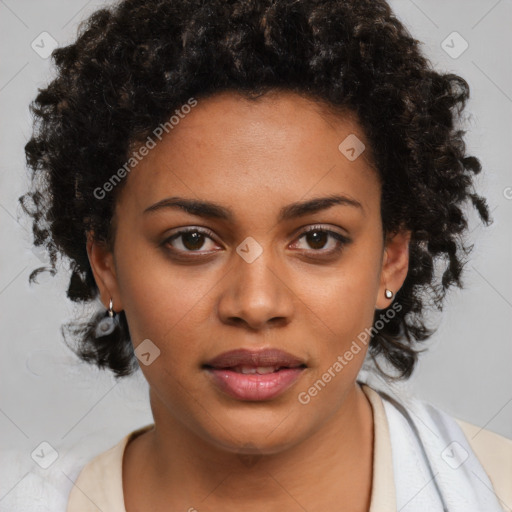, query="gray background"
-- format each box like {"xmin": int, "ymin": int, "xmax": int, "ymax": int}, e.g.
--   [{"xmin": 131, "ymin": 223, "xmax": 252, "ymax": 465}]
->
[{"xmin": 0, "ymin": 0, "xmax": 511, "ymax": 495}]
